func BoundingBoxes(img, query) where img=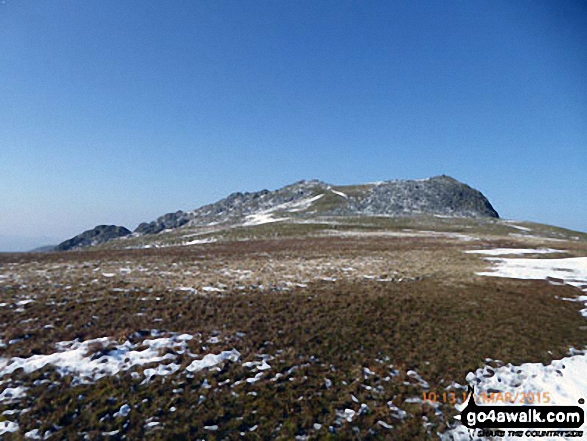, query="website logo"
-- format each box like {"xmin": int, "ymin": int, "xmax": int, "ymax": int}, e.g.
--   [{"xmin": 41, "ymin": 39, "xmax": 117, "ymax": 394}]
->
[{"xmin": 456, "ymin": 386, "xmax": 584, "ymax": 438}]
